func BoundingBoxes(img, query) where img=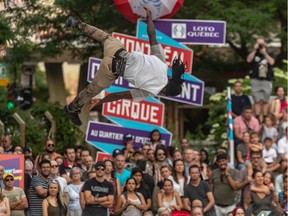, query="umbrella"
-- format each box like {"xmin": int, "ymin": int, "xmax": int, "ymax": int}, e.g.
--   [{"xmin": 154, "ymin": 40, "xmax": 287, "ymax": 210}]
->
[{"xmin": 114, "ymin": 0, "xmax": 184, "ymax": 23}]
